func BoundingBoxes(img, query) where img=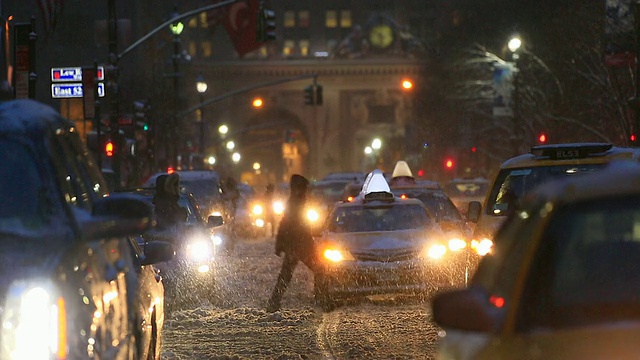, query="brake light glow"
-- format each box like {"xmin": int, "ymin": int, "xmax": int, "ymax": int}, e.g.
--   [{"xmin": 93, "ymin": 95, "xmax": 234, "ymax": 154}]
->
[{"xmin": 489, "ymin": 295, "xmax": 505, "ymax": 308}]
